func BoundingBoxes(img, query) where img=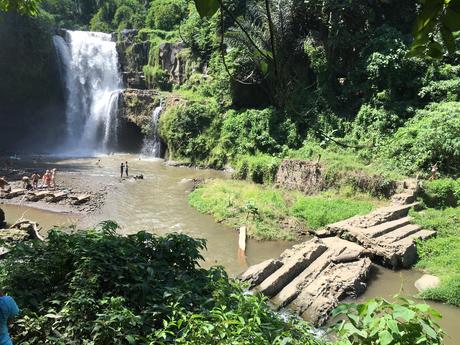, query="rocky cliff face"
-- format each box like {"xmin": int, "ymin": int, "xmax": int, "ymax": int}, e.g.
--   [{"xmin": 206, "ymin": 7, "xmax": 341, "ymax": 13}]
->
[
  {"xmin": 116, "ymin": 29, "xmax": 150, "ymax": 89},
  {"xmin": 158, "ymin": 42, "xmax": 188, "ymax": 84},
  {"xmin": 119, "ymin": 89, "xmax": 161, "ymax": 134}
]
